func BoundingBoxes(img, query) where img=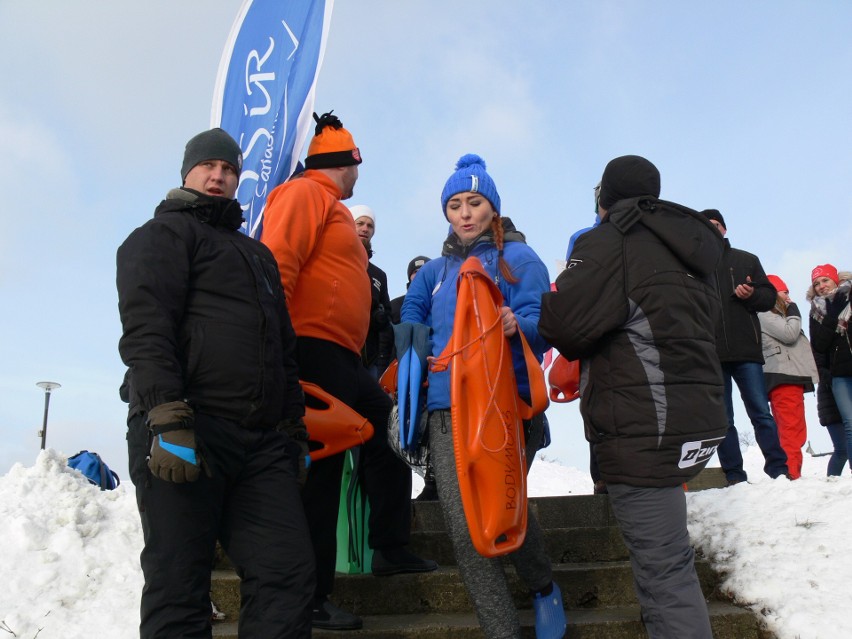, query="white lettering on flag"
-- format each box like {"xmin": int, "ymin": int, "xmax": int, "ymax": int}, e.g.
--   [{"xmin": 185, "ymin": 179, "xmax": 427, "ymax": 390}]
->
[{"xmin": 211, "ymin": 0, "xmax": 334, "ymax": 238}]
